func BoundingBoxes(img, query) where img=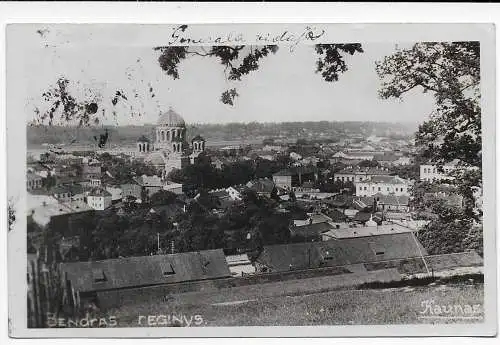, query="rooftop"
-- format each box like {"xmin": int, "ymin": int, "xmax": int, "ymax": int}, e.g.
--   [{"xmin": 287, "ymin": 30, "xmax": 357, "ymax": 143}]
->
[
  {"xmin": 31, "ymin": 201, "xmax": 94, "ymax": 227},
  {"xmin": 290, "ymin": 222, "xmax": 335, "ymax": 237},
  {"xmin": 134, "ymin": 174, "xmax": 163, "ymax": 187},
  {"xmin": 256, "ymin": 232, "xmax": 427, "ymax": 272},
  {"xmin": 61, "ymin": 249, "xmax": 231, "ymax": 293},
  {"xmin": 323, "ymin": 222, "xmax": 415, "ymax": 239},
  {"xmin": 157, "ymin": 107, "xmax": 185, "ymax": 127},
  {"xmin": 361, "ymin": 175, "xmax": 409, "ymax": 185},
  {"xmin": 336, "ymin": 167, "xmax": 391, "ymax": 175},
  {"xmin": 88, "ymin": 188, "xmax": 113, "ymax": 197}
]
